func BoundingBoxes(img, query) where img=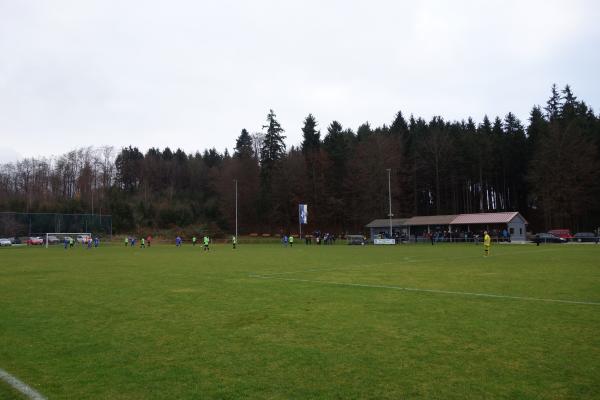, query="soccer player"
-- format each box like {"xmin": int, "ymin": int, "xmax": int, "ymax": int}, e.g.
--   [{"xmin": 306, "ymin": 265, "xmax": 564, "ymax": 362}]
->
[
  {"xmin": 483, "ymin": 230, "xmax": 491, "ymax": 257},
  {"xmin": 192, "ymin": 236, "xmax": 197, "ymax": 246},
  {"xmin": 64, "ymin": 236, "xmax": 69, "ymax": 249},
  {"xmin": 176, "ymin": 236, "xmax": 182, "ymax": 247},
  {"xmin": 69, "ymin": 237, "xmax": 74, "ymax": 248},
  {"xmin": 203, "ymin": 235, "xmax": 210, "ymax": 251},
  {"xmin": 125, "ymin": 236, "xmax": 128, "ymax": 247},
  {"xmin": 141, "ymin": 237, "xmax": 145, "ymax": 248},
  {"xmin": 289, "ymin": 235, "xmax": 294, "ymax": 247},
  {"xmin": 232, "ymin": 235, "xmax": 236, "ymax": 249}
]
